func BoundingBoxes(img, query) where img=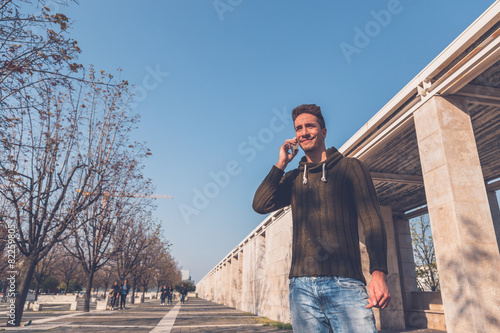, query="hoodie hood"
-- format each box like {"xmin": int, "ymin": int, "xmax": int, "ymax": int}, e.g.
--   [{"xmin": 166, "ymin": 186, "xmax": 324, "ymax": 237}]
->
[{"xmin": 298, "ymin": 147, "xmax": 344, "ymax": 184}]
